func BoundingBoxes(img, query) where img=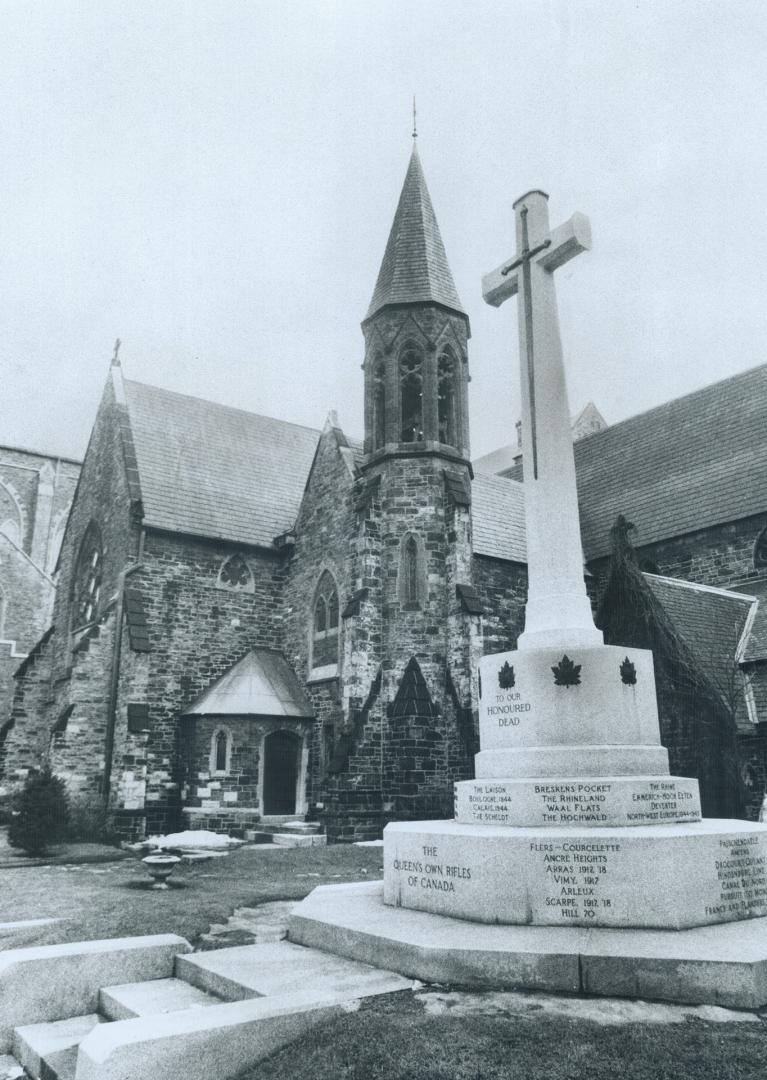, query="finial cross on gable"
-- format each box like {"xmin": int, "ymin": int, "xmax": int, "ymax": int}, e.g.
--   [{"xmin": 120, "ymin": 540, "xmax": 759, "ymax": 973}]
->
[{"xmin": 482, "ymin": 192, "xmax": 591, "ymax": 478}]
